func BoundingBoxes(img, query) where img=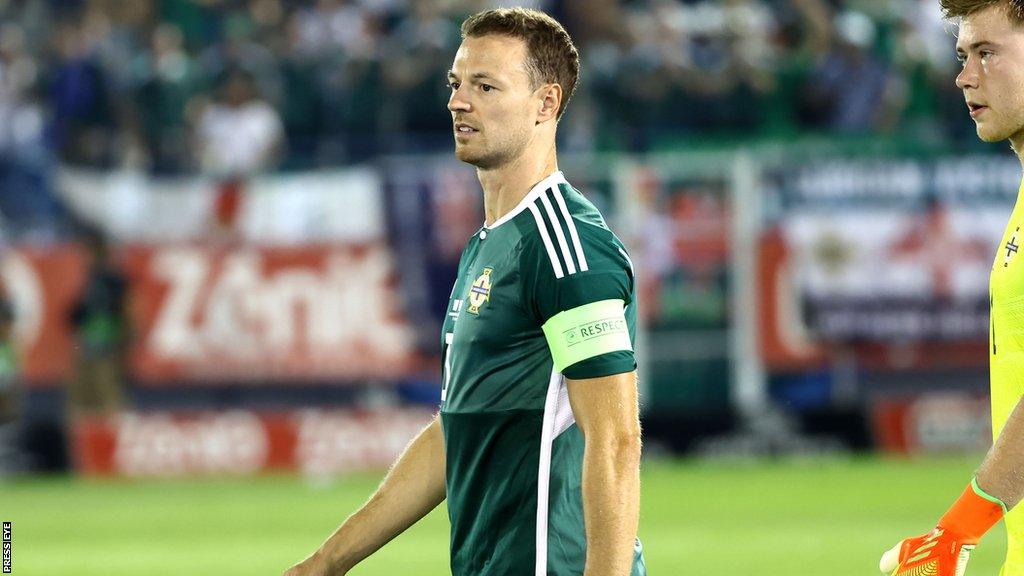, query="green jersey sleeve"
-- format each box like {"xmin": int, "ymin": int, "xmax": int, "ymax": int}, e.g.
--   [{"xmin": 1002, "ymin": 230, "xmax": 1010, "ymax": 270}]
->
[{"xmin": 520, "ymin": 216, "xmax": 637, "ymax": 379}]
